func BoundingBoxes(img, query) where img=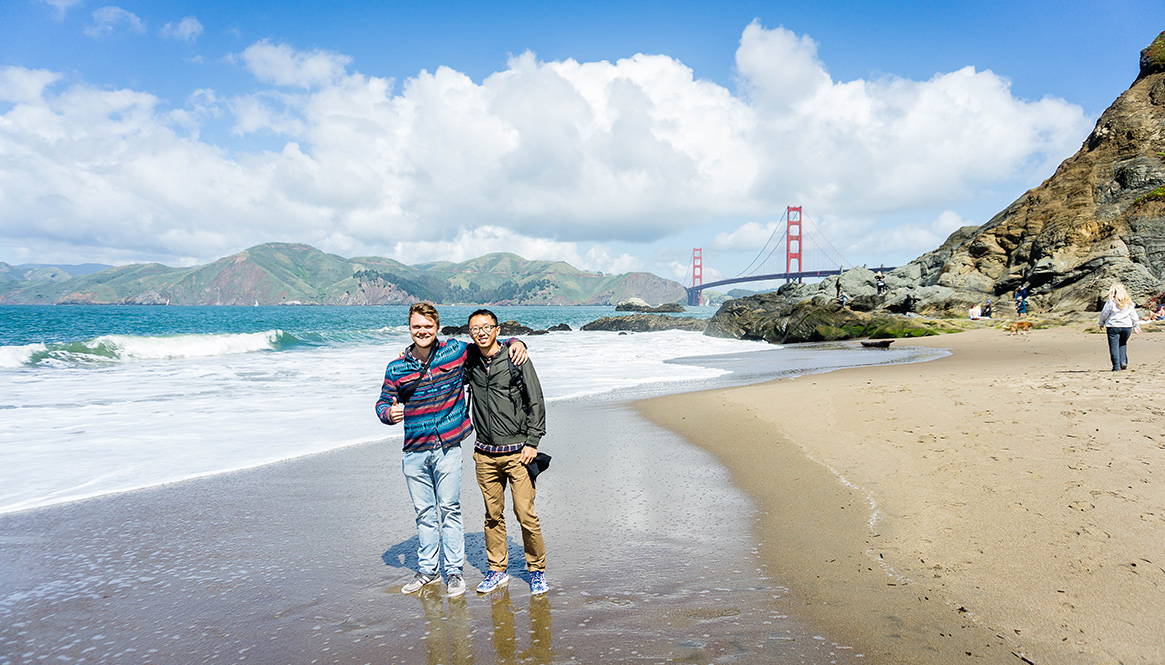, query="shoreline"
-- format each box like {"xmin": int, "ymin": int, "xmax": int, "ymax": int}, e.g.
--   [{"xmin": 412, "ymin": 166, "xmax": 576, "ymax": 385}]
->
[
  {"xmin": 639, "ymin": 325, "xmax": 1165, "ymax": 664},
  {"xmin": 0, "ymin": 386, "xmax": 862, "ymax": 664}
]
